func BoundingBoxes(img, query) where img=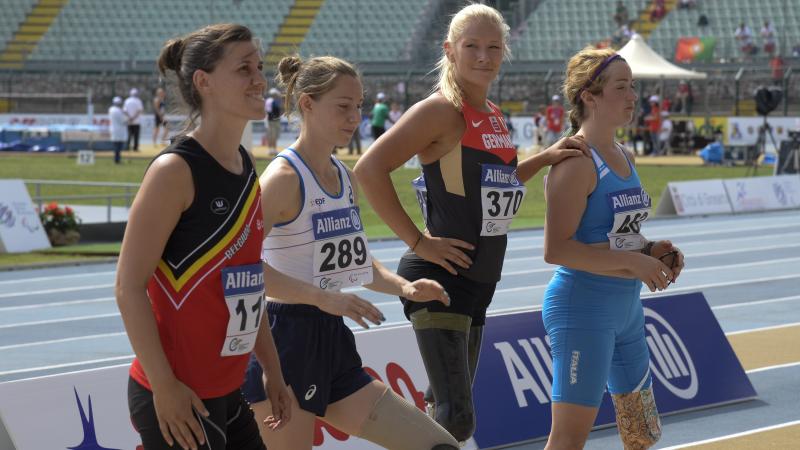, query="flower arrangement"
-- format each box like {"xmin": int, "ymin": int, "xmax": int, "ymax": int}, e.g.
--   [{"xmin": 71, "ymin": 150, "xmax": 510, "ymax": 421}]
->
[{"xmin": 40, "ymin": 202, "xmax": 81, "ymax": 246}]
